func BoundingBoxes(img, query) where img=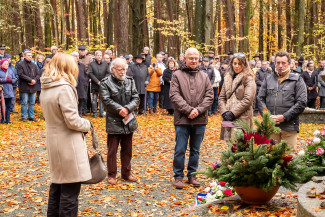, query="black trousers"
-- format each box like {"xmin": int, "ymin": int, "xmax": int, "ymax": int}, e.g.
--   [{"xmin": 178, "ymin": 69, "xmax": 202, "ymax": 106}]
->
[
  {"xmin": 47, "ymin": 182, "xmax": 81, "ymax": 217},
  {"xmin": 138, "ymin": 94, "xmax": 145, "ymax": 113},
  {"xmin": 320, "ymin": 97, "xmax": 325, "ymax": 108},
  {"xmin": 307, "ymin": 98, "xmax": 316, "ymax": 109},
  {"xmin": 159, "ymin": 85, "xmax": 164, "ymax": 108}
]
